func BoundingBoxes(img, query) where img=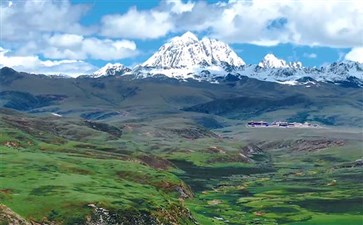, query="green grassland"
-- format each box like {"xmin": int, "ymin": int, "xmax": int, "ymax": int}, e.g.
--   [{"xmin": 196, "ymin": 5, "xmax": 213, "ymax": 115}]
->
[
  {"xmin": 0, "ymin": 69, "xmax": 362, "ymax": 224},
  {"xmin": 182, "ymin": 141, "xmax": 363, "ymax": 224},
  {"xmin": 0, "ymin": 109, "xmax": 362, "ymax": 224}
]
